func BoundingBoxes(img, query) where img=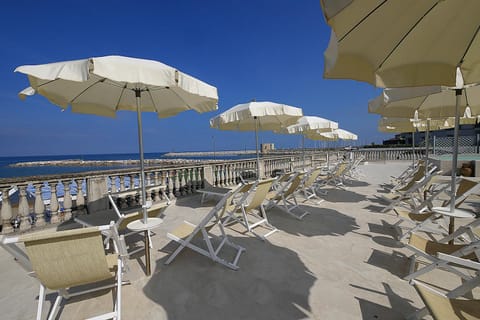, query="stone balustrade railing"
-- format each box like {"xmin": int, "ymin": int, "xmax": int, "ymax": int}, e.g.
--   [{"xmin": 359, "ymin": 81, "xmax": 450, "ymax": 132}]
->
[
  {"xmin": 1, "ymin": 154, "xmax": 330, "ymax": 234},
  {"xmin": 351, "ymin": 147, "xmax": 426, "ymax": 161},
  {"xmin": 0, "ymin": 148, "xmax": 423, "ymax": 234}
]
